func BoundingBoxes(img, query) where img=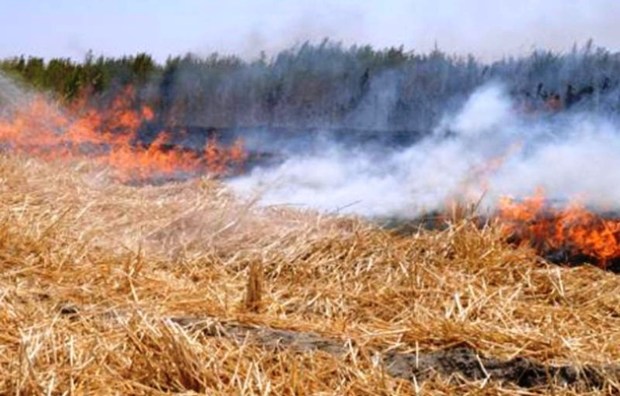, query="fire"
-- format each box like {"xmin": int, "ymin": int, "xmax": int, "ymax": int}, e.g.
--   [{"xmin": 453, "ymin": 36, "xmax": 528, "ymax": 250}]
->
[
  {"xmin": 0, "ymin": 86, "xmax": 247, "ymax": 182},
  {"xmin": 497, "ymin": 190, "xmax": 620, "ymax": 268}
]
